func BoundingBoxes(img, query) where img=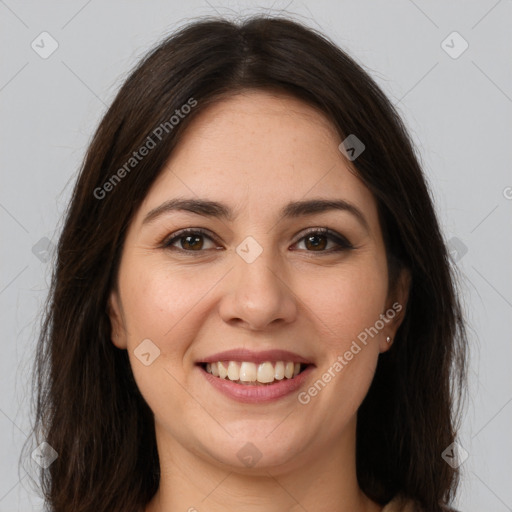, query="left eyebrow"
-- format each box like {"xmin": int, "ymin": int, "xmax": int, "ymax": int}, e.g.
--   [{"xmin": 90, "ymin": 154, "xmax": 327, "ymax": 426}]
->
[{"xmin": 142, "ymin": 197, "xmax": 369, "ymax": 232}]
